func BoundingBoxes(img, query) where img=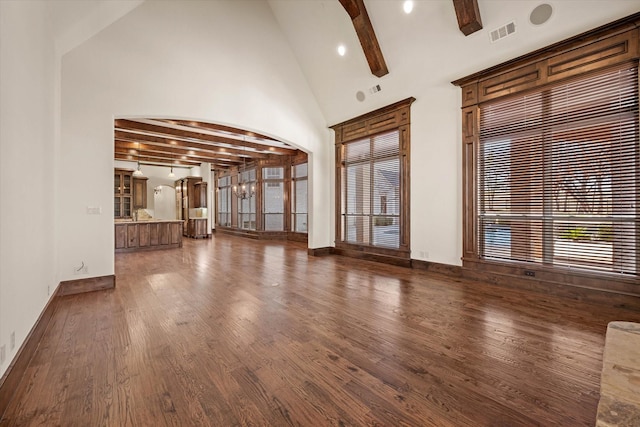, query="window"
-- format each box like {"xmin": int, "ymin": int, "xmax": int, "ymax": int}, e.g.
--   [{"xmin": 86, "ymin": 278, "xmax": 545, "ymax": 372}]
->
[
  {"xmin": 292, "ymin": 163, "xmax": 308, "ymax": 233},
  {"xmin": 238, "ymin": 169, "xmax": 256, "ymax": 230},
  {"xmin": 478, "ymin": 66, "xmax": 638, "ymax": 275},
  {"xmin": 262, "ymin": 167, "xmax": 284, "ymax": 231},
  {"xmin": 343, "ymin": 131, "xmax": 401, "ymax": 248},
  {"xmin": 332, "ymin": 98, "xmax": 413, "ymax": 260},
  {"xmin": 217, "ymin": 175, "xmax": 232, "ymax": 227}
]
